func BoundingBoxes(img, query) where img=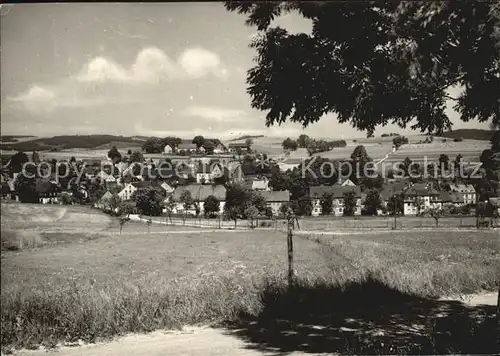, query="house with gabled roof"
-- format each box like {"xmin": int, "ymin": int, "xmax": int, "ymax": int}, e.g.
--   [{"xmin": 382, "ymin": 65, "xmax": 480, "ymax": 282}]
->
[
  {"xmin": 379, "ymin": 179, "xmax": 411, "ymax": 207},
  {"xmin": 96, "ymin": 170, "xmax": 116, "ymax": 183},
  {"xmin": 196, "ymin": 161, "xmax": 223, "ymax": 184},
  {"xmin": 164, "ymin": 144, "xmax": 173, "ymax": 154},
  {"xmin": 309, "ymin": 185, "xmax": 362, "ymax": 216},
  {"xmin": 258, "ymin": 190, "xmax": 290, "ymax": 216},
  {"xmin": 213, "ymin": 143, "xmax": 227, "ymax": 154},
  {"xmin": 227, "ymin": 142, "xmax": 248, "ymax": 153},
  {"xmin": 168, "ymin": 184, "xmax": 226, "ymax": 215},
  {"xmin": 440, "ymin": 191, "xmax": 465, "ymax": 207},
  {"xmin": 278, "ymin": 158, "xmax": 303, "ymax": 172},
  {"xmin": 222, "ymin": 162, "xmax": 245, "ymax": 183},
  {"xmin": 337, "ymin": 177, "xmax": 356, "ymax": 187},
  {"xmin": 177, "ymin": 143, "xmax": 197, "ymax": 154},
  {"xmin": 403, "ymin": 183, "xmax": 442, "ymax": 215},
  {"xmin": 118, "ymin": 183, "xmax": 137, "ymax": 201},
  {"xmin": 250, "ymin": 176, "xmax": 270, "ymax": 191},
  {"xmin": 448, "ymin": 183, "xmax": 476, "ymax": 205},
  {"xmin": 94, "ymin": 190, "xmax": 113, "ymax": 210}
]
